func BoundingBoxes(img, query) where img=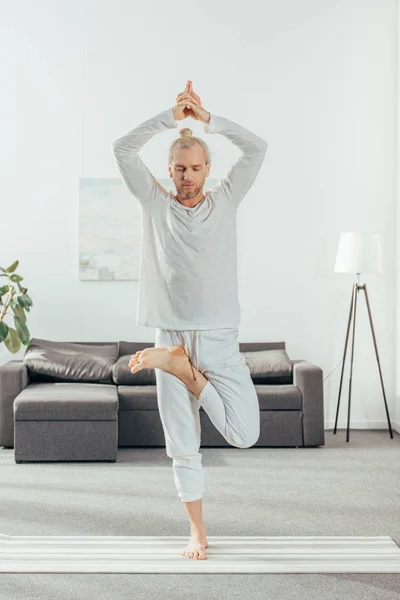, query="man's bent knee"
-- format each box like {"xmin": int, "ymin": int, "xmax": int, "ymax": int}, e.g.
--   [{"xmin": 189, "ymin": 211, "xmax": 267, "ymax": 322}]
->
[
  {"xmin": 229, "ymin": 431, "xmax": 260, "ymax": 449},
  {"xmin": 235, "ymin": 439, "xmax": 259, "ymax": 449}
]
